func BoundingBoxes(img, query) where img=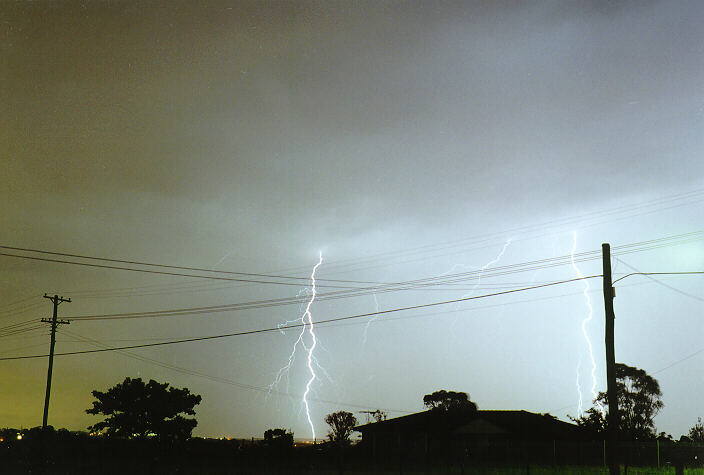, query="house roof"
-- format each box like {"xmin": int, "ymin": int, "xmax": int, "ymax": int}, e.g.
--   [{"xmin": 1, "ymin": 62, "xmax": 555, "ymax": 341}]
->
[
  {"xmin": 355, "ymin": 410, "xmax": 582, "ymax": 439},
  {"xmin": 355, "ymin": 409, "xmax": 466, "ymax": 433}
]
